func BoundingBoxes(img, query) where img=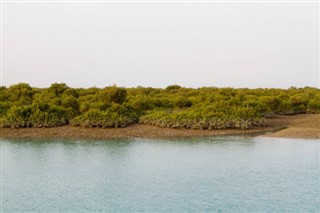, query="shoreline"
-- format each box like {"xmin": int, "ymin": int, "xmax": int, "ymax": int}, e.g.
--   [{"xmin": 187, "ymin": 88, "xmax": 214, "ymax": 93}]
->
[{"xmin": 0, "ymin": 114, "xmax": 319, "ymax": 139}]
